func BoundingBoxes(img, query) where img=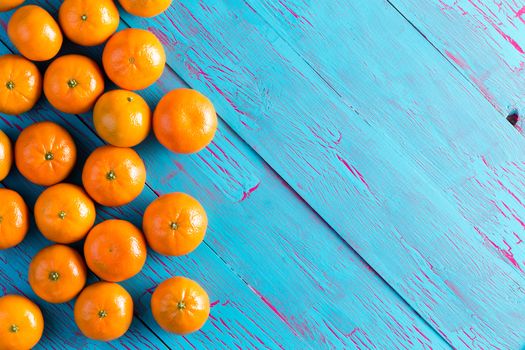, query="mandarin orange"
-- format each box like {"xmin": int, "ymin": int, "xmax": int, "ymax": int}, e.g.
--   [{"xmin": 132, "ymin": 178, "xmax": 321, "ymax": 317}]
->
[
  {"xmin": 7, "ymin": 5, "xmax": 62, "ymax": 61},
  {"xmin": 153, "ymin": 89, "xmax": 217, "ymax": 154},
  {"xmin": 15, "ymin": 121, "xmax": 77, "ymax": 186},
  {"xmin": 0, "ymin": 54, "xmax": 42, "ymax": 115}
]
